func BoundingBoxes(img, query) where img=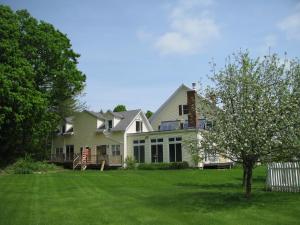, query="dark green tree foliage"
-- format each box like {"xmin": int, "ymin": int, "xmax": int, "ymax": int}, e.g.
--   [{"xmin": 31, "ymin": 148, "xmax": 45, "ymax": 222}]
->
[
  {"xmin": 145, "ymin": 110, "xmax": 153, "ymax": 119},
  {"xmin": 113, "ymin": 105, "xmax": 127, "ymax": 112},
  {"xmin": 0, "ymin": 6, "xmax": 86, "ymax": 163}
]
